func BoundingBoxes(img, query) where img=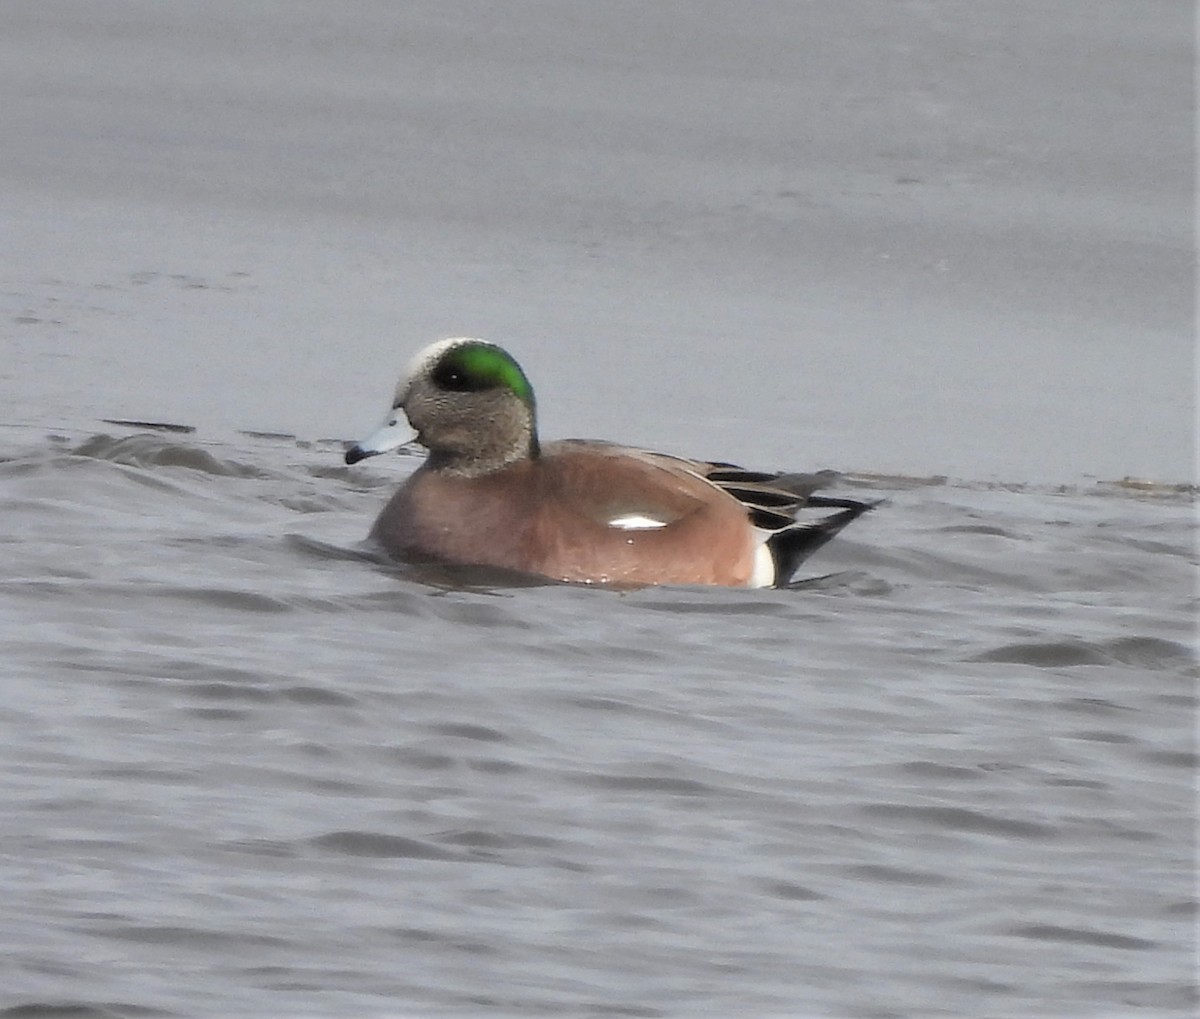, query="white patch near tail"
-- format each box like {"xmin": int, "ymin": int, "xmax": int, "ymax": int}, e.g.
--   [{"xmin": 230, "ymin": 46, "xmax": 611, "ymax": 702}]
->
[{"xmin": 749, "ymin": 542, "xmax": 776, "ymax": 588}]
